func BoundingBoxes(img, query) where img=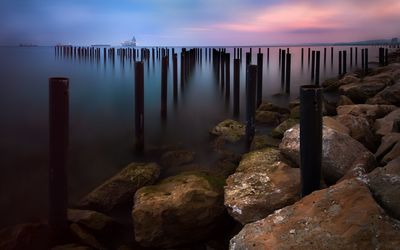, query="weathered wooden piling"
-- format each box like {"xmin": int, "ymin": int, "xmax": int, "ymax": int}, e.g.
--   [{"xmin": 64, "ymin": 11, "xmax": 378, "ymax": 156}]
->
[
  {"xmin": 256, "ymin": 52, "xmax": 263, "ymax": 106},
  {"xmin": 226, "ymin": 53, "xmax": 231, "ymax": 99},
  {"xmin": 49, "ymin": 77, "xmax": 69, "ymax": 243},
  {"xmin": 234, "ymin": 59, "xmax": 240, "ymax": 116},
  {"xmin": 379, "ymin": 47, "xmax": 384, "ymax": 66},
  {"xmin": 339, "ymin": 51, "xmax": 342, "ymax": 75},
  {"xmin": 331, "ymin": 47, "xmax": 334, "ymax": 64},
  {"xmin": 311, "ymin": 50, "xmax": 315, "ymax": 81},
  {"xmin": 300, "ymin": 85, "xmax": 322, "ymax": 197},
  {"xmin": 221, "ymin": 52, "xmax": 225, "ymax": 88},
  {"xmin": 364, "ymin": 48, "xmax": 369, "ymax": 72},
  {"xmin": 173, "ymin": 53, "xmax": 178, "ymax": 101},
  {"xmin": 285, "ymin": 53, "xmax": 291, "ymax": 94},
  {"xmin": 343, "ymin": 50, "xmax": 347, "ymax": 75},
  {"xmin": 281, "ymin": 50, "xmax": 286, "ymax": 84},
  {"xmin": 355, "ymin": 47, "xmax": 358, "ymax": 65},
  {"xmin": 315, "ymin": 51, "xmax": 320, "ymax": 86},
  {"xmin": 361, "ymin": 49, "xmax": 365, "ymax": 70},
  {"xmin": 246, "ymin": 65, "xmax": 257, "ymax": 147},
  {"xmin": 161, "ymin": 56, "xmax": 168, "ymax": 119},
  {"xmin": 350, "ymin": 47, "xmax": 353, "ymax": 66},
  {"xmin": 301, "ymin": 48, "xmax": 304, "ymax": 65},
  {"xmin": 385, "ymin": 48, "xmax": 389, "ymax": 66},
  {"xmin": 308, "ymin": 48, "xmax": 311, "ymax": 65},
  {"xmin": 134, "ymin": 62, "xmax": 144, "ymax": 151}
]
